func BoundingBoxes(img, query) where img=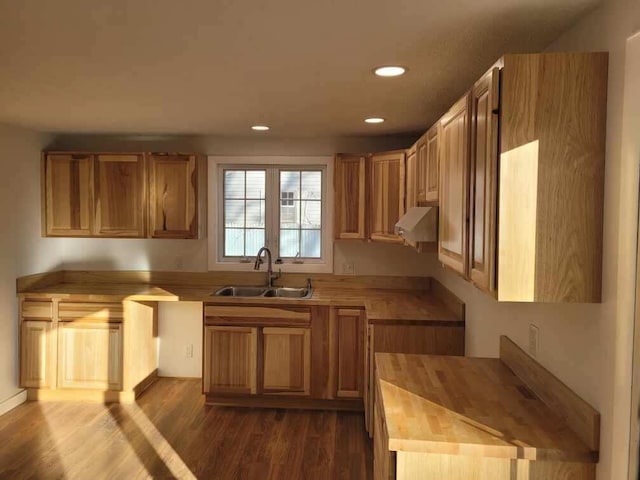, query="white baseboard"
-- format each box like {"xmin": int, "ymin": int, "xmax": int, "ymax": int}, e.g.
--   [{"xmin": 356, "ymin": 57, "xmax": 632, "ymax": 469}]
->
[{"xmin": 0, "ymin": 389, "xmax": 27, "ymax": 417}]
